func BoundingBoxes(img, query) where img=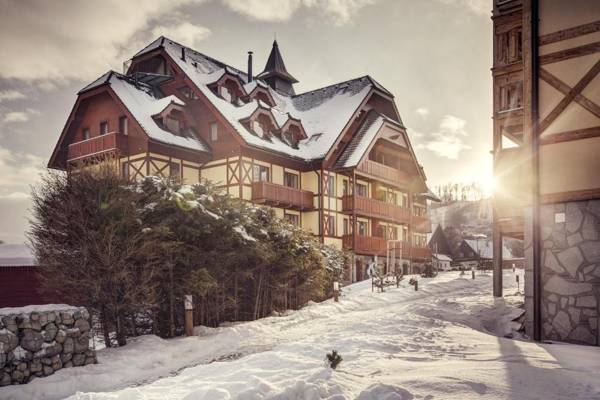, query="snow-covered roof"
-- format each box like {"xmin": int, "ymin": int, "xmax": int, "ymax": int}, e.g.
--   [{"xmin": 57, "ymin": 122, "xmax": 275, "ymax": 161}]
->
[
  {"xmin": 0, "ymin": 244, "xmax": 36, "ymax": 267},
  {"xmin": 464, "ymin": 239, "xmax": 520, "ymax": 260},
  {"xmin": 433, "ymin": 253, "xmax": 452, "ymax": 262},
  {"xmin": 333, "ymin": 111, "xmax": 385, "ymax": 169},
  {"xmin": 81, "ymin": 71, "xmax": 210, "ymax": 153},
  {"xmin": 137, "ymin": 37, "xmax": 386, "ymax": 161}
]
